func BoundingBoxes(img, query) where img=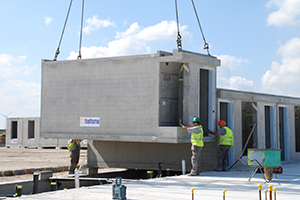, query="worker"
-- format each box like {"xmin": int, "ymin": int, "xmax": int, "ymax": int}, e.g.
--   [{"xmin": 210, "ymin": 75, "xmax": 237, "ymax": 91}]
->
[
  {"xmin": 208, "ymin": 120, "xmax": 234, "ymax": 172},
  {"xmin": 181, "ymin": 116, "xmax": 204, "ymax": 176},
  {"xmin": 68, "ymin": 139, "xmax": 81, "ymax": 174}
]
